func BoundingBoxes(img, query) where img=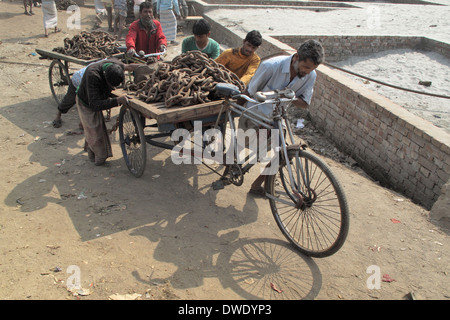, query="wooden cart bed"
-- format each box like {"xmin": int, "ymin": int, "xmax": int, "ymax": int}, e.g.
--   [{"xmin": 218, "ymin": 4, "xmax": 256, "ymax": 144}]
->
[
  {"xmin": 35, "ymin": 48, "xmax": 124, "ymax": 65},
  {"xmin": 113, "ymin": 88, "xmax": 225, "ymax": 125}
]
